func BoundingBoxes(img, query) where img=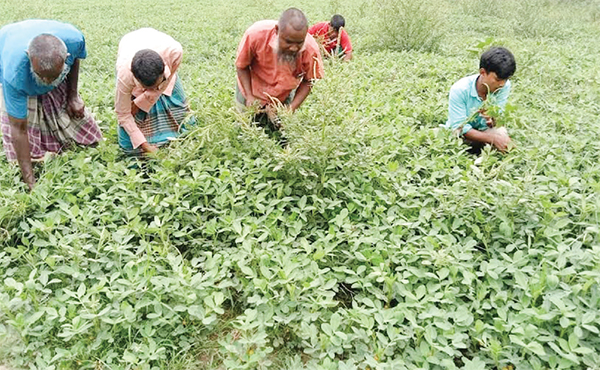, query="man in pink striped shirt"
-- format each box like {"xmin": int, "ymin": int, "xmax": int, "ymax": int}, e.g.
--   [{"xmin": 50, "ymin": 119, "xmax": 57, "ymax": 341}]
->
[{"xmin": 115, "ymin": 28, "xmax": 194, "ymax": 156}]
